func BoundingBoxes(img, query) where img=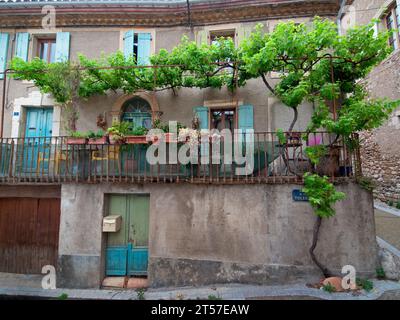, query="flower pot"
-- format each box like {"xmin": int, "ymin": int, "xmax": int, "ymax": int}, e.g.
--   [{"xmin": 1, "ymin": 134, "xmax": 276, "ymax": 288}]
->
[
  {"xmin": 125, "ymin": 135, "xmax": 148, "ymax": 144},
  {"xmin": 88, "ymin": 136, "xmax": 108, "ymax": 145},
  {"xmin": 67, "ymin": 137, "xmax": 88, "ymax": 145}
]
